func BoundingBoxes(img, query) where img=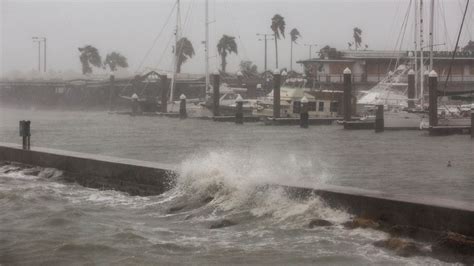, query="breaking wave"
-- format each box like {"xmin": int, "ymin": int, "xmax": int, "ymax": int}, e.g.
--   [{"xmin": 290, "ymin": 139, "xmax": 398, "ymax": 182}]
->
[{"xmin": 167, "ymin": 150, "xmax": 349, "ymax": 225}]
